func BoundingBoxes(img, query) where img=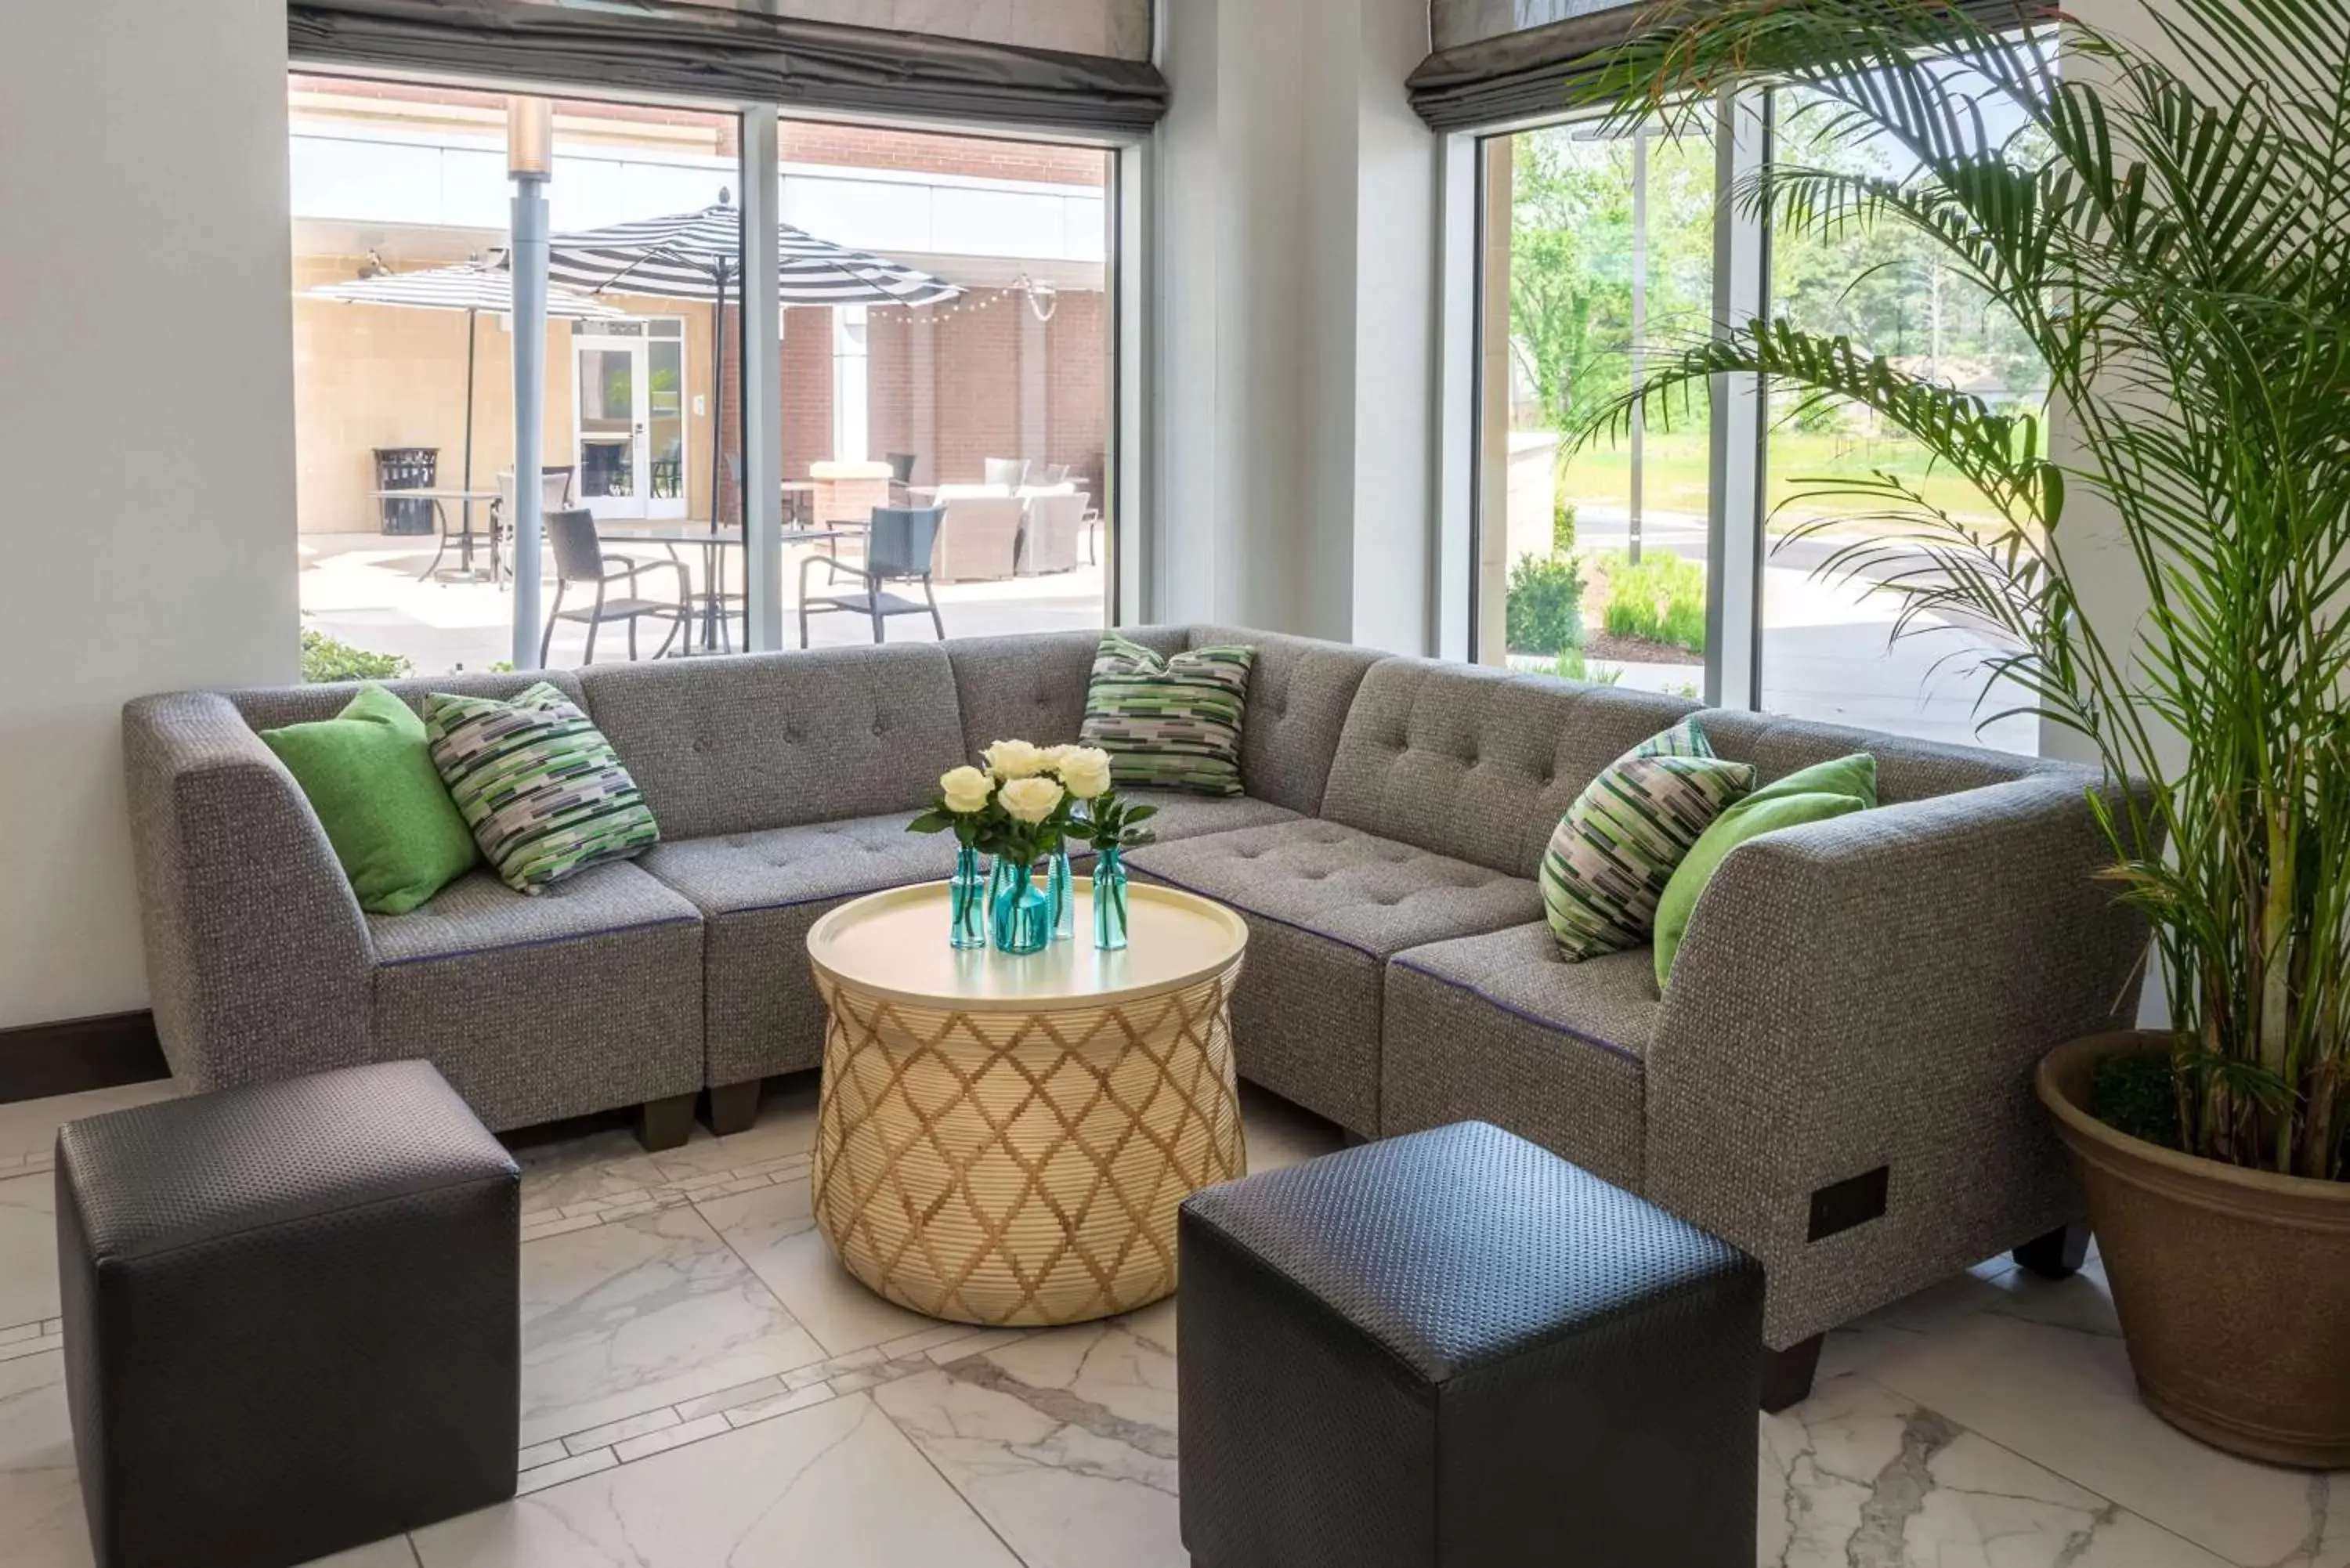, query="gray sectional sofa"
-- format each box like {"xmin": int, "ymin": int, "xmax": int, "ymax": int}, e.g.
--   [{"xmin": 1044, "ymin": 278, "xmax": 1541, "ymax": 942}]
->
[{"xmin": 122, "ymin": 623, "xmax": 2145, "ymax": 1386}]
